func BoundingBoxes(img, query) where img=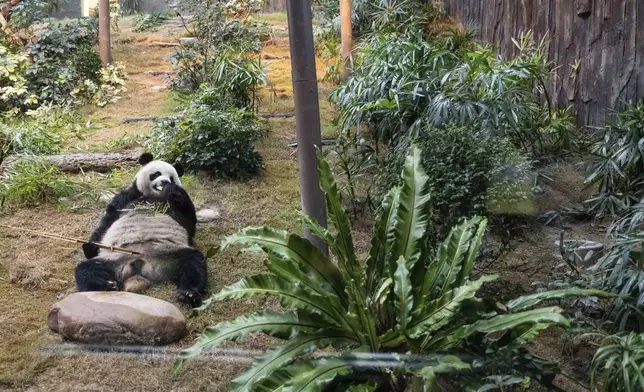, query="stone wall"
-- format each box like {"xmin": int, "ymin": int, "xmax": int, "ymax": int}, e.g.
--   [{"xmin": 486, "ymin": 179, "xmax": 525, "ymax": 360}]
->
[{"xmin": 444, "ymin": 0, "xmax": 644, "ymax": 126}]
